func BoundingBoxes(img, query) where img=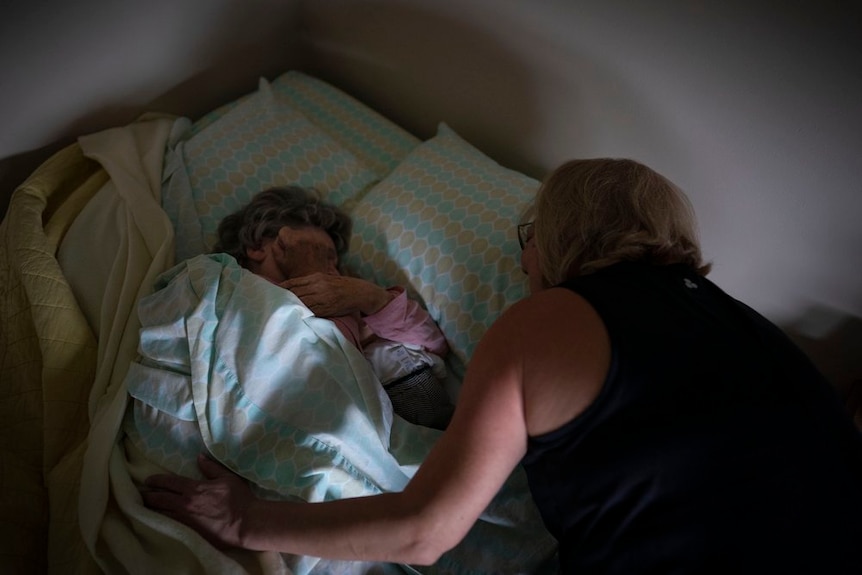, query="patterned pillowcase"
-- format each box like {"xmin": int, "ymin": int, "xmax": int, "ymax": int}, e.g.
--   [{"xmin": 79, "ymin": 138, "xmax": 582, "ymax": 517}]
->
[
  {"xmin": 171, "ymin": 77, "xmax": 381, "ymax": 257},
  {"xmin": 271, "ymin": 71, "xmax": 420, "ymax": 181},
  {"xmin": 344, "ymin": 123, "xmax": 540, "ymax": 367}
]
